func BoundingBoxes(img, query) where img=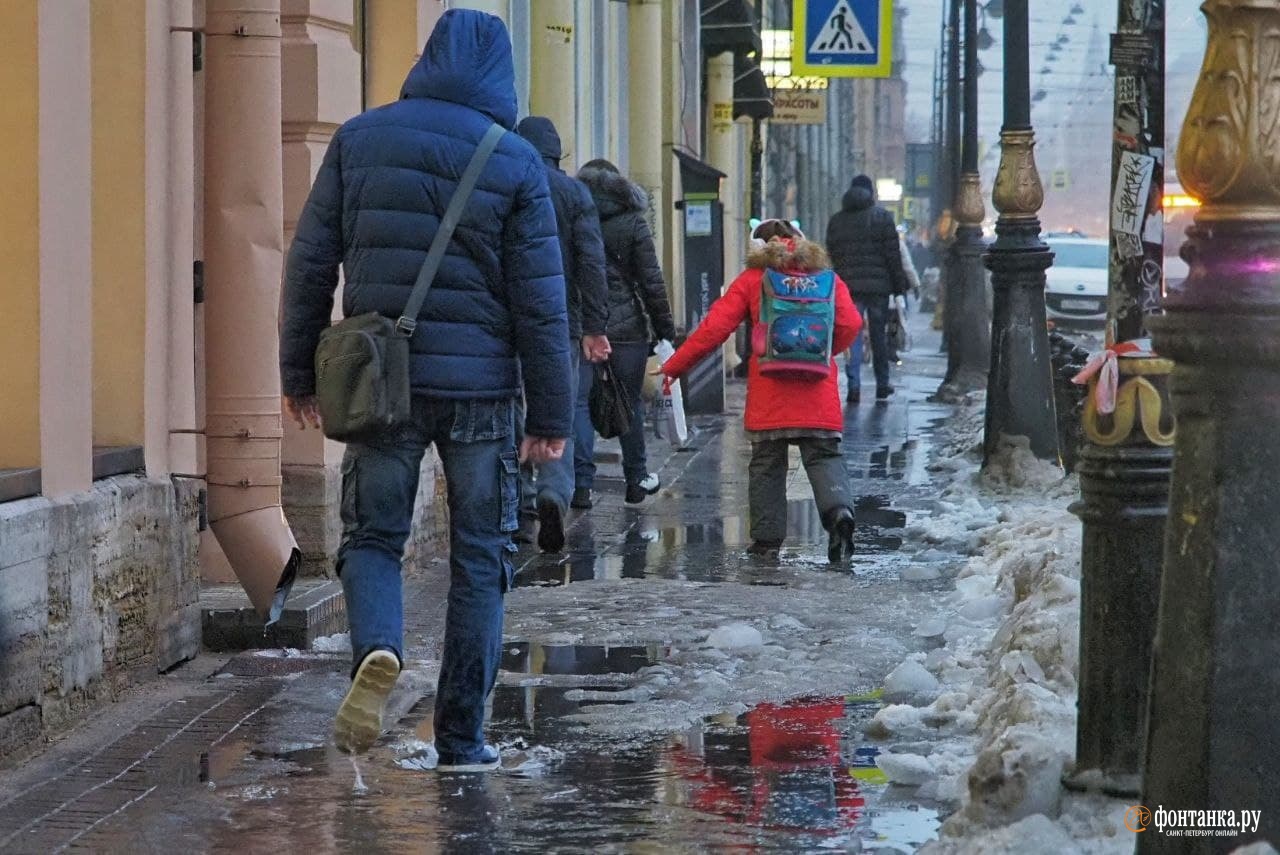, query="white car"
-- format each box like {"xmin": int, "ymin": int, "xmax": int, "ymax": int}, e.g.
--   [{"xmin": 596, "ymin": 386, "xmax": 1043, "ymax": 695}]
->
[{"xmin": 1044, "ymin": 237, "xmax": 1108, "ymax": 327}]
